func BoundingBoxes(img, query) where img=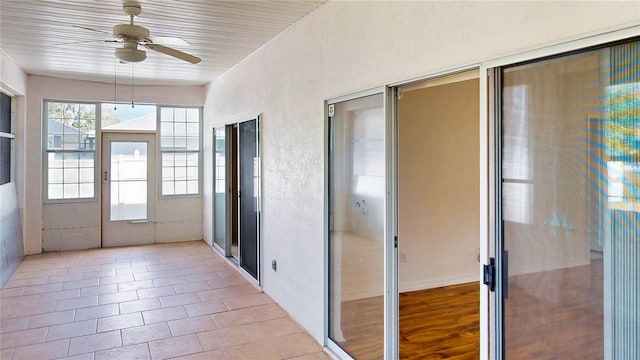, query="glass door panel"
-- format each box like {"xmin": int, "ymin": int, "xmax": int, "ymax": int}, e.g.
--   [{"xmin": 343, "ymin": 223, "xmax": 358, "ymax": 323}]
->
[
  {"xmin": 213, "ymin": 127, "xmax": 226, "ymax": 250},
  {"xmin": 238, "ymin": 119, "xmax": 259, "ymax": 279},
  {"xmin": 500, "ymin": 40, "xmax": 639, "ymax": 359},
  {"xmin": 110, "ymin": 142, "xmax": 148, "ymax": 221},
  {"xmin": 329, "ymin": 93, "xmax": 385, "ymax": 359}
]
